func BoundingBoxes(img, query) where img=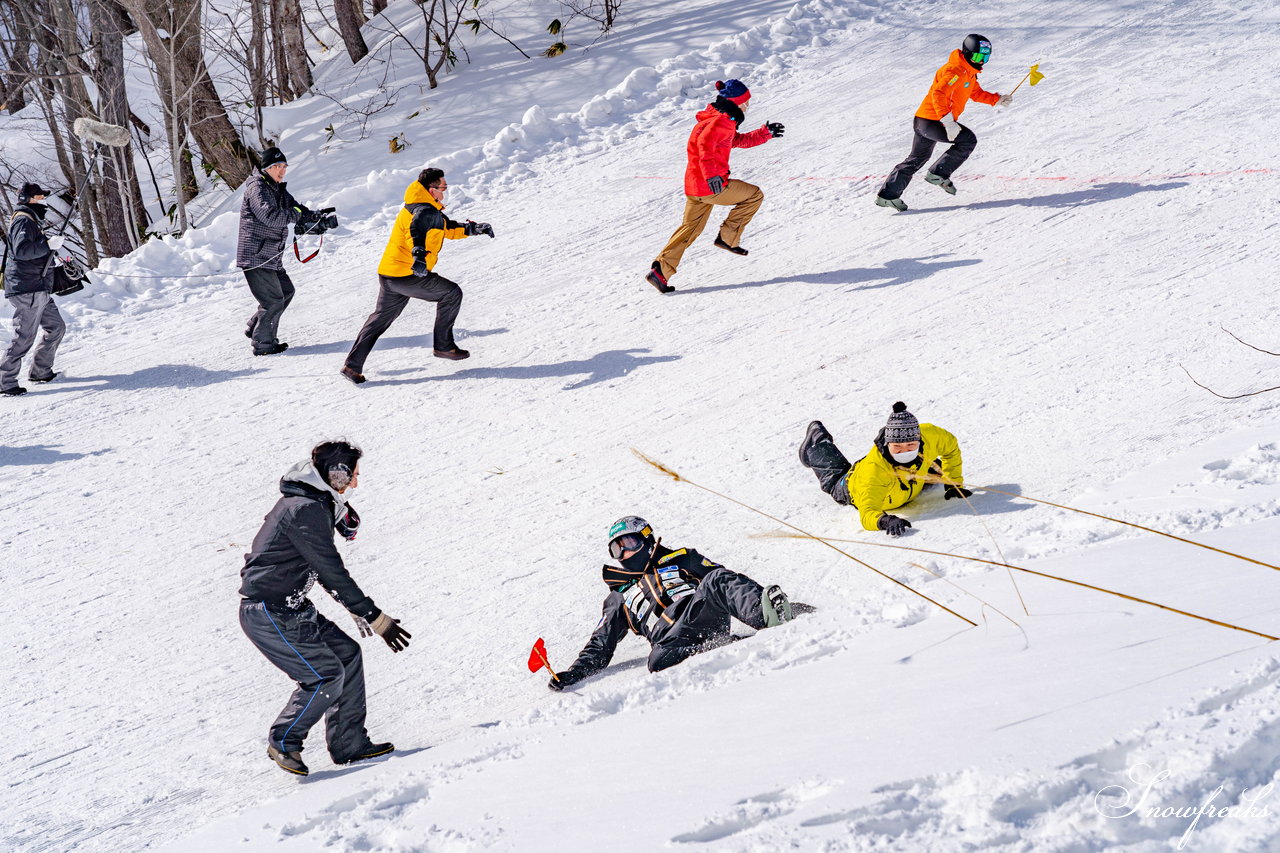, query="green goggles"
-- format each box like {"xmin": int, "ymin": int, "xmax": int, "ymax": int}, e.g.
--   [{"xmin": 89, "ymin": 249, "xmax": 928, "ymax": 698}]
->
[{"xmin": 970, "ymin": 43, "xmax": 992, "ymax": 63}]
